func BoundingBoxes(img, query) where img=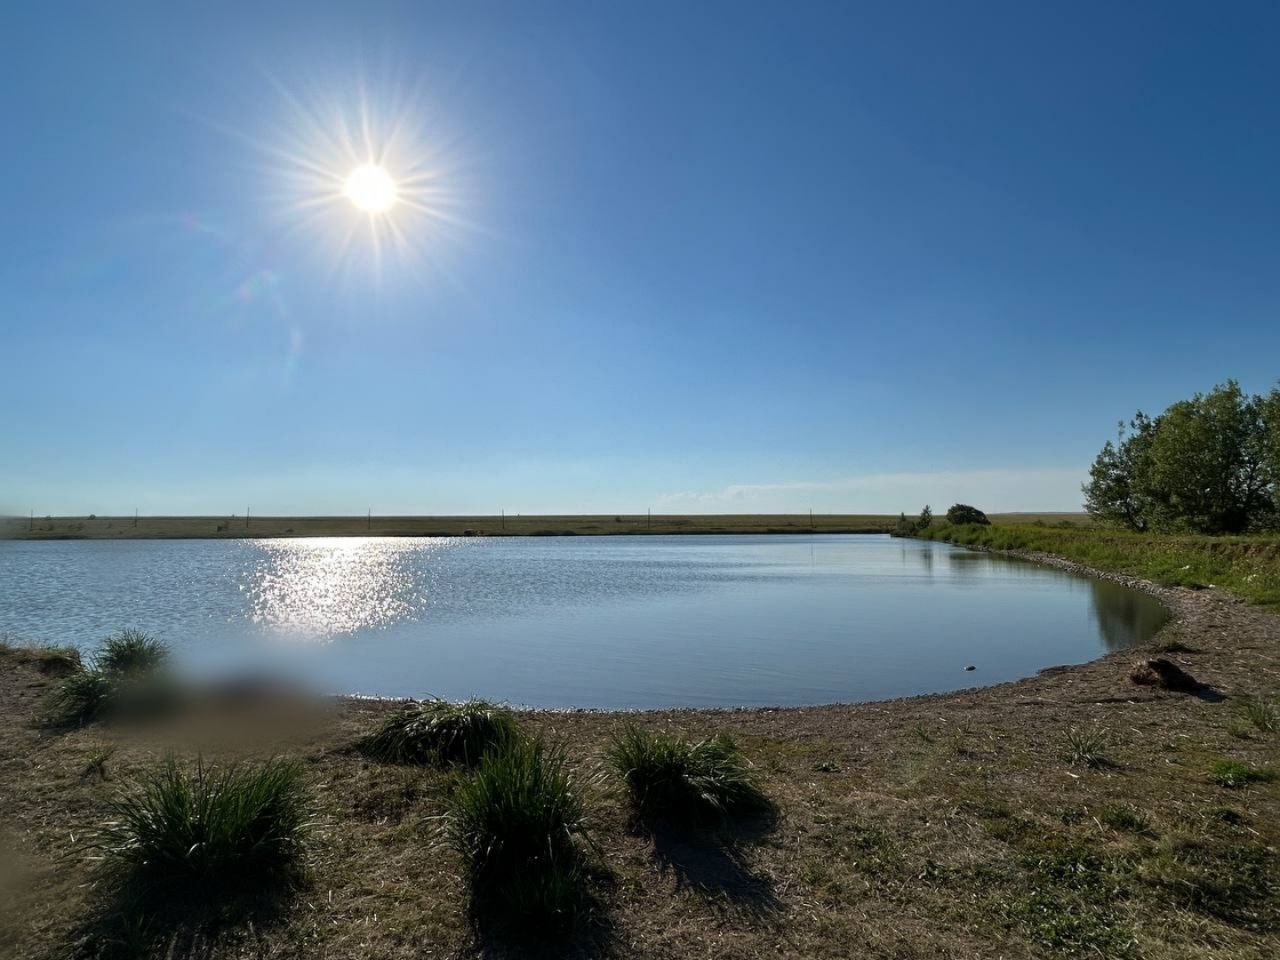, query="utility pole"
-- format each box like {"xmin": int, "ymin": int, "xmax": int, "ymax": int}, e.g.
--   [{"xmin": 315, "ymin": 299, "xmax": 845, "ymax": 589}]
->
[
  {"xmin": 246, "ymin": 506, "xmax": 250, "ymax": 530},
  {"xmin": 501, "ymin": 508, "xmax": 505, "ymax": 531},
  {"xmin": 810, "ymin": 508, "xmax": 813, "ymax": 528},
  {"xmin": 29, "ymin": 509, "xmax": 33, "ymax": 532},
  {"xmin": 647, "ymin": 508, "xmax": 651, "ymax": 529},
  {"xmin": 134, "ymin": 508, "xmax": 138, "ymax": 529},
  {"xmin": 368, "ymin": 507, "xmax": 371, "ymax": 530}
]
